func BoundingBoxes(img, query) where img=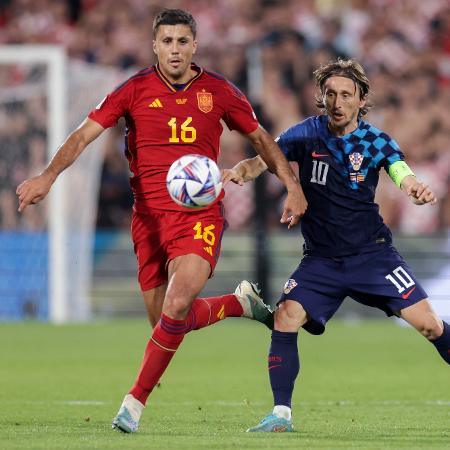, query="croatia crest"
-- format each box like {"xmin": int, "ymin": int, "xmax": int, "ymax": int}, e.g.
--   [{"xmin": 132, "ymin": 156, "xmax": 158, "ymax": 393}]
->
[
  {"xmin": 197, "ymin": 90, "xmax": 213, "ymax": 113},
  {"xmin": 349, "ymin": 152, "xmax": 364, "ymax": 171},
  {"xmin": 283, "ymin": 278, "xmax": 298, "ymax": 295}
]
